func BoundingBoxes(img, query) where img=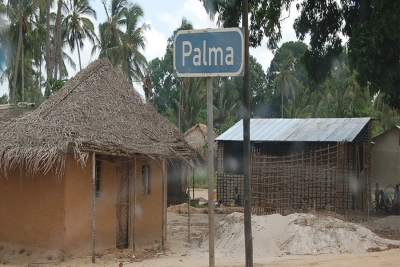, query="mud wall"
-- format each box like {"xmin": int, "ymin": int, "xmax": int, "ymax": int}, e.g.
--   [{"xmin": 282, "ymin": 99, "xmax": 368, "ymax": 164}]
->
[
  {"xmin": 0, "ymin": 165, "xmax": 65, "ymax": 249},
  {"xmin": 64, "ymin": 154, "xmax": 117, "ymax": 253},
  {"xmin": 131, "ymin": 158, "xmax": 163, "ymax": 246}
]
